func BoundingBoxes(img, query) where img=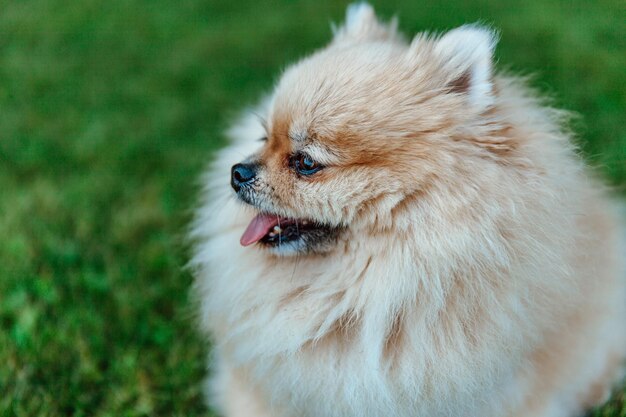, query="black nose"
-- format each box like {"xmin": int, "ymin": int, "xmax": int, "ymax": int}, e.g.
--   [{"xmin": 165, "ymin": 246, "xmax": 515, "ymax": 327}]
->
[{"xmin": 231, "ymin": 163, "xmax": 257, "ymax": 191}]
